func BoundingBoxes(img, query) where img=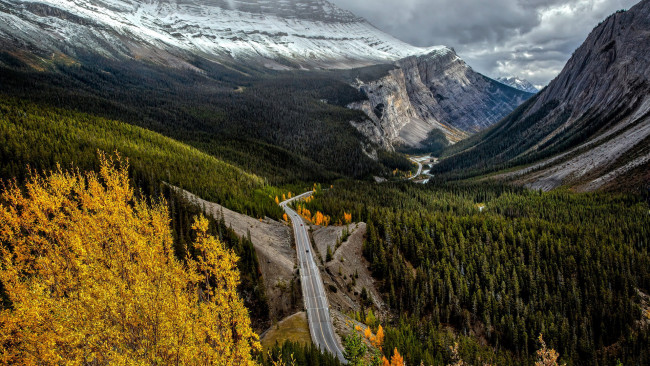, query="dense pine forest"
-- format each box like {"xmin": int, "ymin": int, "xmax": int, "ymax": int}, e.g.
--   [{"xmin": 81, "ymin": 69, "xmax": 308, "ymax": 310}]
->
[
  {"xmin": 0, "ymin": 53, "xmax": 407, "ymax": 184},
  {"xmin": 260, "ymin": 341, "xmax": 343, "ymax": 366},
  {"xmin": 3, "ymin": 87, "xmax": 647, "ymax": 363},
  {"xmin": 301, "ymin": 181, "xmax": 650, "ymax": 365},
  {"xmin": 0, "ymin": 96, "xmax": 283, "ymax": 219}
]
